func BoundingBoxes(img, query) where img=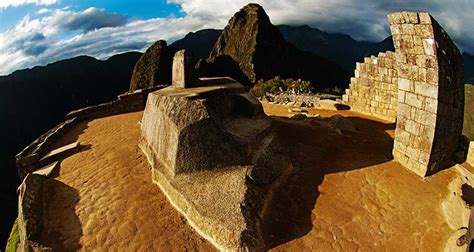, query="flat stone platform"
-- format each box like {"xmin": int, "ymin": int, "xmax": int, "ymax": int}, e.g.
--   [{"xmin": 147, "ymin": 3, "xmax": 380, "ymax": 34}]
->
[{"xmin": 37, "ymin": 104, "xmax": 471, "ymax": 251}]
